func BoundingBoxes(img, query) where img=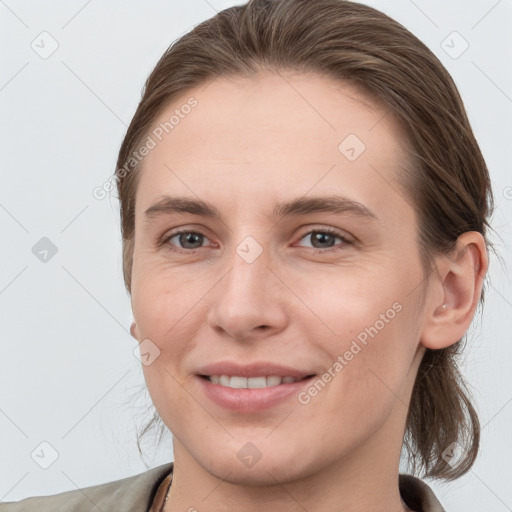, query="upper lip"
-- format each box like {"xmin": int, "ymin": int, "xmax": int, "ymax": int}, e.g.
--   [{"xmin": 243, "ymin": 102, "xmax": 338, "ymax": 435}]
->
[{"xmin": 196, "ymin": 361, "xmax": 316, "ymax": 379}]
